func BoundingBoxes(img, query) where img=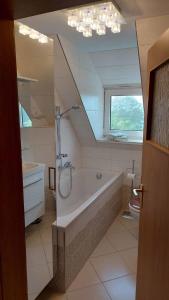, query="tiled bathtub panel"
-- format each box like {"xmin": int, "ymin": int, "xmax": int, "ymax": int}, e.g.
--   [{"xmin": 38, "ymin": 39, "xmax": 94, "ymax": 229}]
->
[
  {"xmin": 64, "ymin": 175, "xmax": 123, "ymax": 246},
  {"xmin": 52, "ymin": 188, "xmax": 122, "ymax": 292}
]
